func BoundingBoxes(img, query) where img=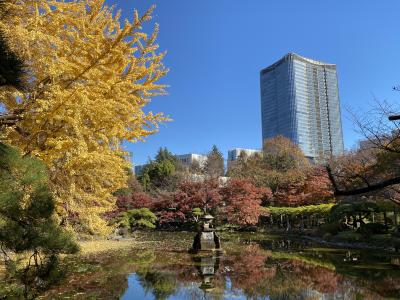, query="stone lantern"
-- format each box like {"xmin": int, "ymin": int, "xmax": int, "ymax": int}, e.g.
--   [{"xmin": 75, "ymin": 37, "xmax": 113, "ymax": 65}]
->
[
  {"xmin": 202, "ymin": 214, "xmax": 214, "ymax": 231},
  {"xmin": 191, "ymin": 214, "xmax": 221, "ymax": 253}
]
